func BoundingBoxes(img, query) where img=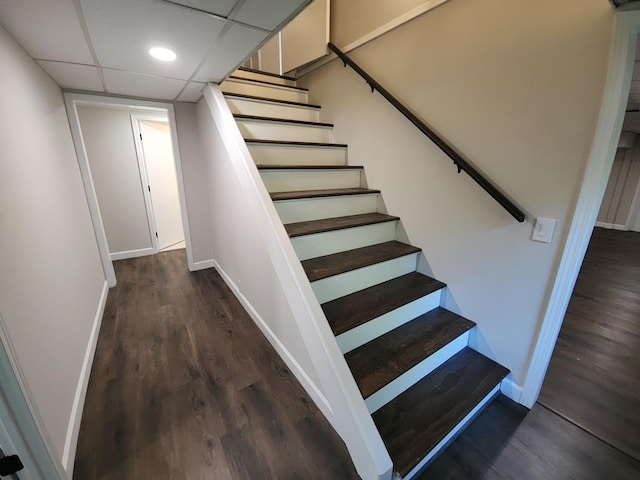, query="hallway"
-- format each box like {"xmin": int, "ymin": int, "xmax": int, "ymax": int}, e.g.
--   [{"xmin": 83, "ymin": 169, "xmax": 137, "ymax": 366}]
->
[{"xmin": 73, "ymin": 251, "xmax": 358, "ymax": 479}]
